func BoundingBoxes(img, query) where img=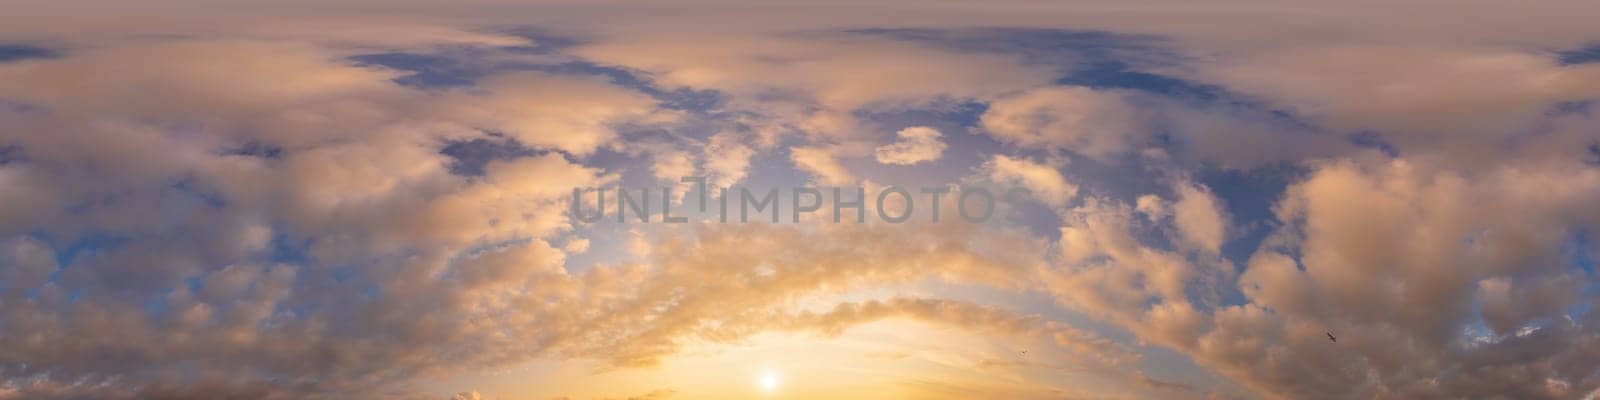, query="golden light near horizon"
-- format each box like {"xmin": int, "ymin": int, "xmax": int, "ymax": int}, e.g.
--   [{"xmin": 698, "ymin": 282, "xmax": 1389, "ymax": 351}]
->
[{"xmin": 757, "ymin": 369, "xmax": 781, "ymax": 394}]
